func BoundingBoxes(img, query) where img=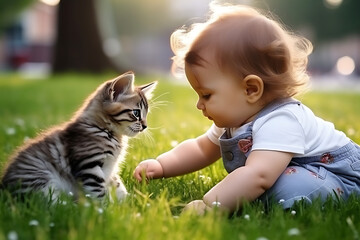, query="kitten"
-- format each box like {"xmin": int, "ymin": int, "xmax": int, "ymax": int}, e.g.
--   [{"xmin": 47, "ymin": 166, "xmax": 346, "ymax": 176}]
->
[{"xmin": 1, "ymin": 72, "xmax": 156, "ymax": 201}]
